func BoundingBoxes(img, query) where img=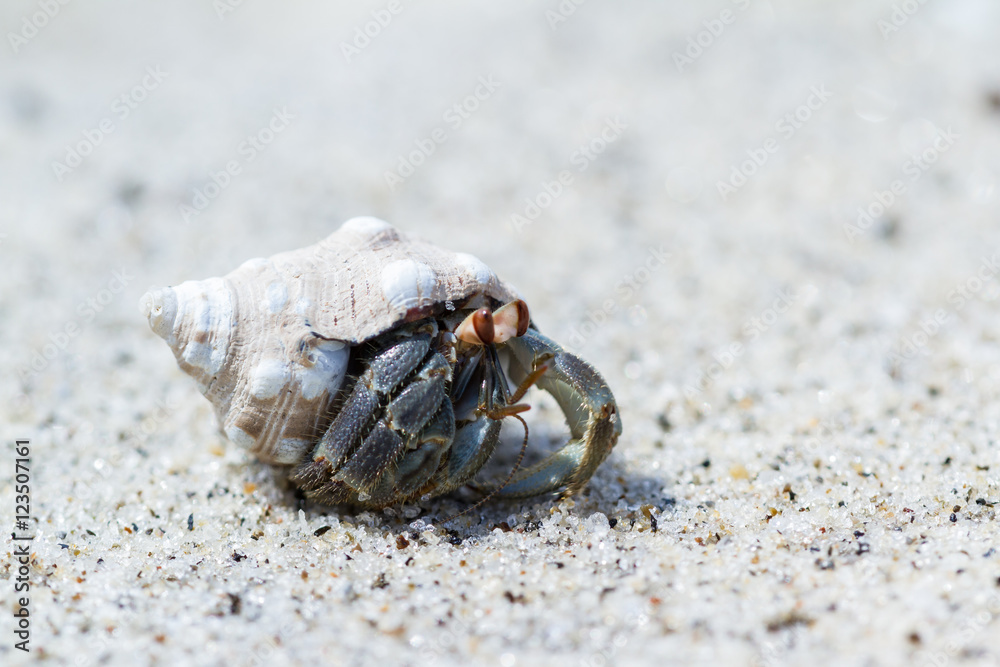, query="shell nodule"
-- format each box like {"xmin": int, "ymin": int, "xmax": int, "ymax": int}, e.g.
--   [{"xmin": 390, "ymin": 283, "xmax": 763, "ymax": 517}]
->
[{"xmin": 141, "ymin": 218, "xmax": 519, "ymax": 466}]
